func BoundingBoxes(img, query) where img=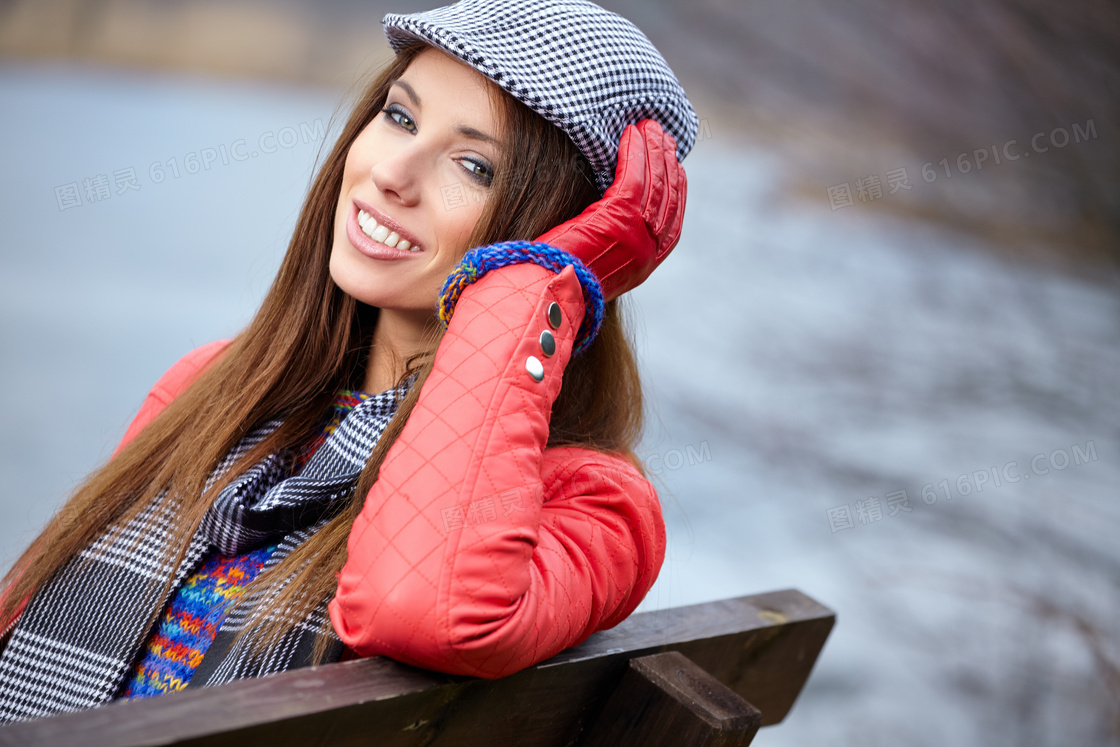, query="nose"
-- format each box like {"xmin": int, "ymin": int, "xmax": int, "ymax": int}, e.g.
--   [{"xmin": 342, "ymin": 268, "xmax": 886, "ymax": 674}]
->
[{"xmin": 369, "ymin": 143, "xmax": 422, "ymax": 207}]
